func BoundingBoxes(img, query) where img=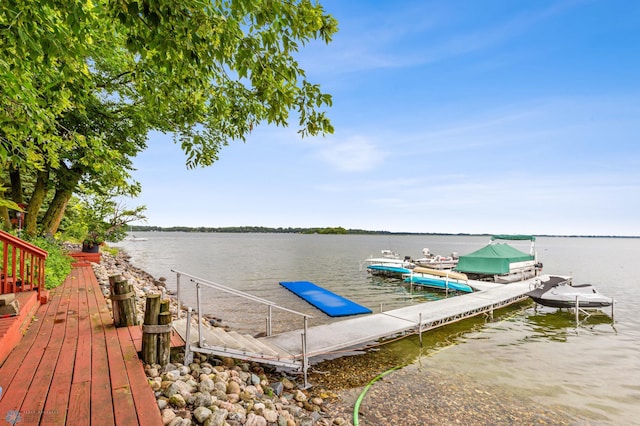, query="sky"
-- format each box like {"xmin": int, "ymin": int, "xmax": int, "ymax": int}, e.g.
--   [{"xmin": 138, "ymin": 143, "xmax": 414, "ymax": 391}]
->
[{"xmin": 130, "ymin": 0, "xmax": 640, "ymax": 236}]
